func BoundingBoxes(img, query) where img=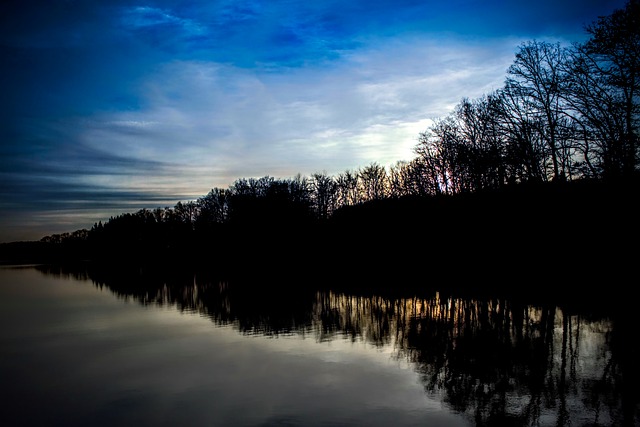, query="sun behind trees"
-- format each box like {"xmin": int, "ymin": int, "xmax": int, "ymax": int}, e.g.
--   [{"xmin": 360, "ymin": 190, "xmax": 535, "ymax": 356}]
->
[{"xmin": 2, "ymin": 0, "xmax": 638, "ymax": 289}]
